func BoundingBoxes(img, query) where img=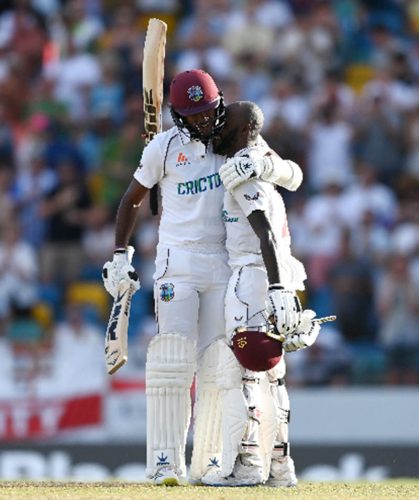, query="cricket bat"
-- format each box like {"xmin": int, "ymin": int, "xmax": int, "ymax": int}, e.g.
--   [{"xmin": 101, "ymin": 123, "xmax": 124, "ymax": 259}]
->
[
  {"xmin": 105, "ymin": 246, "xmax": 135, "ymax": 375},
  {"xmin": 104, "ymin": 20, "xmax": 167, "ymax": 374},
  {"xmin": 143, "ymin": 18, "xmax": 167, "ymax": 214}
]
